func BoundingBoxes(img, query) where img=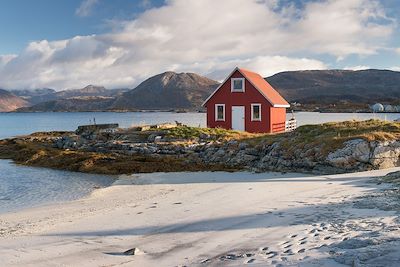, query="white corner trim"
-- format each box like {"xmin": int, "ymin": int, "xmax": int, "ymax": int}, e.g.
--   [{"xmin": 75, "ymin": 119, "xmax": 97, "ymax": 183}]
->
[
  {"xmin": 231, "ymin": 78, "xmax": 245, "ymax": 92},
  {"xmin": 273, "ymin": 104, "xmax": 290, "ymax": 108},
  {"xmin": 251, "ymin": 103, "xmax": 262, "ymax": 121},
  {"xmin": 215, "ymin": 104, "xmax": 225, "ymax": 121}
]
